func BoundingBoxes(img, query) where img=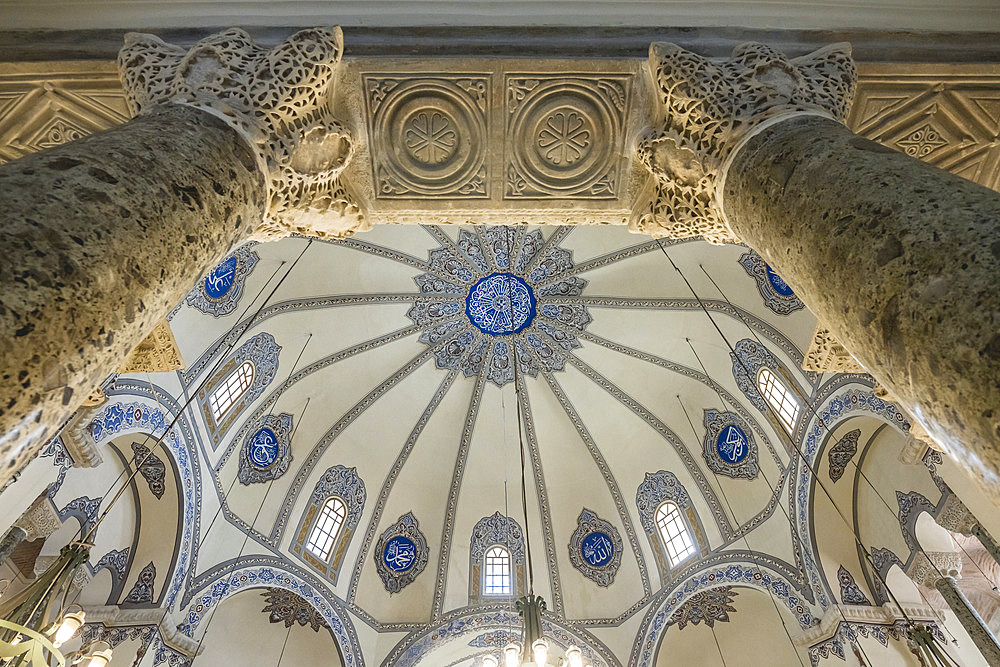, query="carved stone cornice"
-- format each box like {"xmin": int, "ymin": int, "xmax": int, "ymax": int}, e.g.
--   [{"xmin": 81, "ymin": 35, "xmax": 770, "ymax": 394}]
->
[
  {"xmin": 802, "ymin": 324, "xmax": 866, "ymax": 374},
  {"xmin": 635, "ymin": 41, "xmax": 856, "ymax": 244},
  {"xmin": 59, "ymin": 410, "xmax": 105, "ymax": 469},
  {"xmin": 118, "ymin": 27, "xmax": 360, "ymax": 241},
  {"xmin": 117, "ymin": 319, "xmax": 184, "ymax": 374},
  {"xmin": 82, "ymin": 605, "xmax": 201, "ymax": 656},
  {"xmin": 14, "ymin": 496, "xmax": 61, "ymax": 541},
  {"xmin": 793, "ymin": 602, "xmax": 940, "ymax": 646}
]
